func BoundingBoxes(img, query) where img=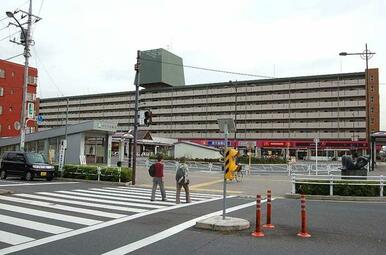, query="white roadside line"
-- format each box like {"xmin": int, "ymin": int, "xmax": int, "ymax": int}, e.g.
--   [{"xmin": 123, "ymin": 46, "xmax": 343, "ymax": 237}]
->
[
  {"xmin": 0, "ymin": 196, "xmax": 231, "ymax": 255},
  {"xmin": 102, "ymin": 198, "xmax": 271, "ymax": 255},
  {"xmin": 0, "ymin": 182, "xmax": 79, "ymax": 187}
]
